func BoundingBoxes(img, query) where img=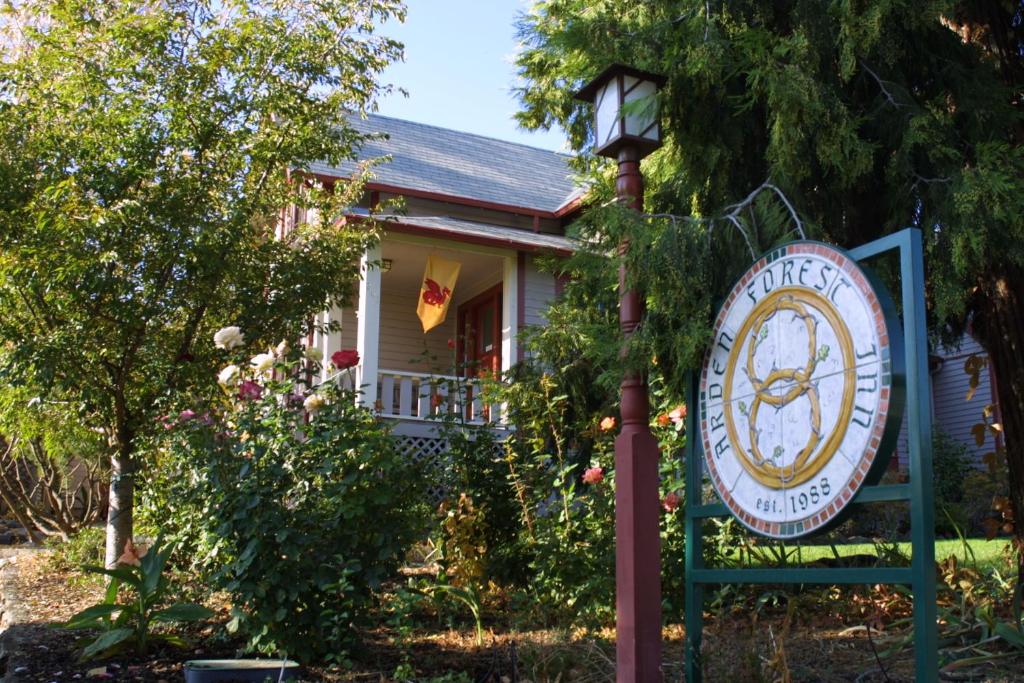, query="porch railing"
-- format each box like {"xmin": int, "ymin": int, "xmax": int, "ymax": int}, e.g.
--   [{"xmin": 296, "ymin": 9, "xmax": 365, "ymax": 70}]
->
[{"xmin": 374, "ymin": 368, "xmax": 500, "ymax": 424}]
